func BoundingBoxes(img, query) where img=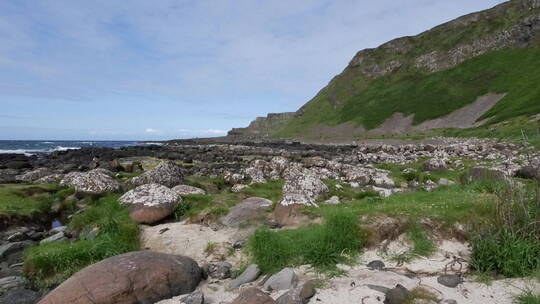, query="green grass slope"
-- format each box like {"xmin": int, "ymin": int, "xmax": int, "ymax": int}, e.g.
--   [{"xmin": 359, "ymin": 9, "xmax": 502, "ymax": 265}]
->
[{"xmin": 274, "ymin": 1, "xmax": 540, "ymax": 138}]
